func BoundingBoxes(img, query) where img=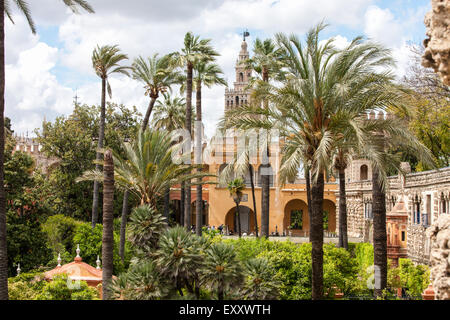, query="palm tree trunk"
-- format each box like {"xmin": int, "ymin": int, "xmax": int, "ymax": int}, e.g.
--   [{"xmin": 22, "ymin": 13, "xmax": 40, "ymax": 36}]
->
[
  {"xmin": 163, "ymin": 187, "xmax": 170, "ymax": 221},
  {"xmin": 260, "ymin": 69, "xmax": 270, "ymax": 239},
  {"xmin": 102, "ymin": 150, "xmax": 114, "ymax": 300},
  {"xmin": 338, "ymin": 168, "xmax": 348, "ymax": 249},
  {"xmin": 92, "ymin": 77, "xmax": 106, "ymax": 228},
  {"xmin": 195, "ymin": 81, "xmax": 203, "ymax": 236},
  {"xmin": 218, "ymin": 280, "xmax": 224, "ymax": 300},
  {"xmin": 311, "ymin": 171, "xmax": 324, "ymax": 300},
  {"xmin": 372, "ymin": 167, "xmax": 387, "ymax": 298},
  {"xmin": 184, "ymin": 62, "xmax": 193, "ymax": 230},
  {"xmin": 260, "ymin": 163, "xmax": 270, "ymax": 238},
  {"xmin": 180, "ymin": 183, "xmax": 185, "ymax": 226},
  {"xmin": 119, "ymin": 190, "xmax": 128, "ymax": 263},
  {"xmin": 249, "ymin": 164, "xmax": 258, "ymax": 237},
  {"xmin": 142, "ymin": 97, "xmax": 157, "ymax": 129},
  {"xmin": 0, "ymin": 2, "xmax": 8, "ymax": 300},
  {"xmin": 235, "ymin": 202, "xmax": 241, "ymax": 238},
  {"xmin": 305, "ymin": 166, "xmax": 312, "ymax": 240}
]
